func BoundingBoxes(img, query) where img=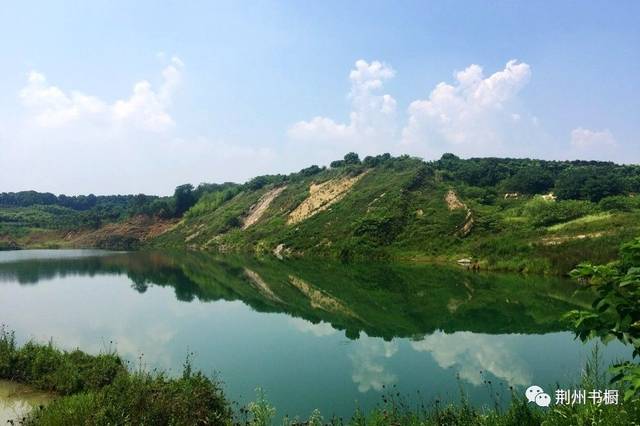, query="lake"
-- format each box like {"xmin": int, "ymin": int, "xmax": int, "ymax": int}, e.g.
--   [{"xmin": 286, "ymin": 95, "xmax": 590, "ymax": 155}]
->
[{"xmin": 0, "ymin": 249, "xmax": 631, "ymax": 421}]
